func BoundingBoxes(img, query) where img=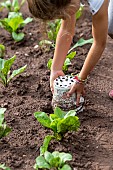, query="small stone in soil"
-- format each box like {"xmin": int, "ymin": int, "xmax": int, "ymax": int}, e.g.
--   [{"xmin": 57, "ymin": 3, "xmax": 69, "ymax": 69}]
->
[
  {"xmin": 25, "ymin": 53, "xmax": 29, "ymax": 57},
  {"xmin": 34, "ymin": 45, "xmax": 39, "ymax": 49}
]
